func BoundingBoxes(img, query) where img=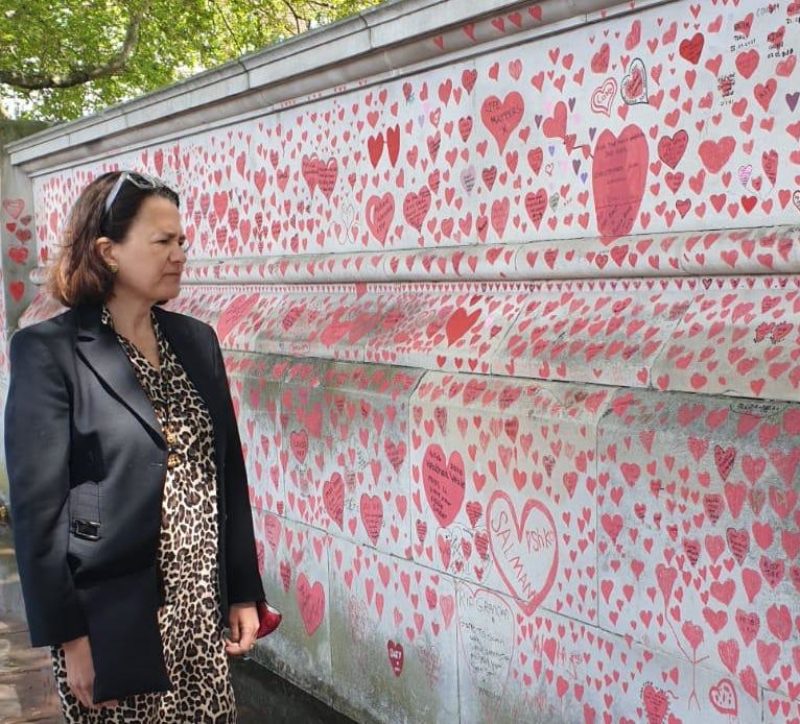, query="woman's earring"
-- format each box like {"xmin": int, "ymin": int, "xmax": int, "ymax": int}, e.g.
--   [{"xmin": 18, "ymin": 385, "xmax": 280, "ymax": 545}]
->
[{"xmin": 108, "ymin": 262, "xmax": 119, "ymax": 274}]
